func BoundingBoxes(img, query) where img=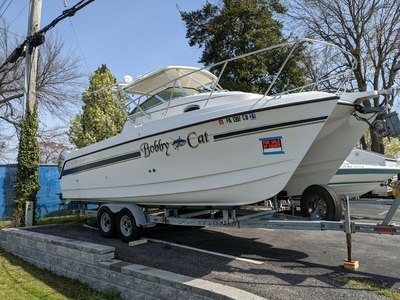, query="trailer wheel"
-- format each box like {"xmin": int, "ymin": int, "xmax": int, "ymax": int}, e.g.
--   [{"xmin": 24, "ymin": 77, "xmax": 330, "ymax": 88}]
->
[
  {"xmin": 116, "ymin": 208, "xmax": 143, "ymax": 242},
  {"xmin": 300, "ymin": 184, "xmax": 342, "ymax": 221},
  {"xmin": 97, "ymin": 206, "xmax": 116, "ymax": 238}
]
